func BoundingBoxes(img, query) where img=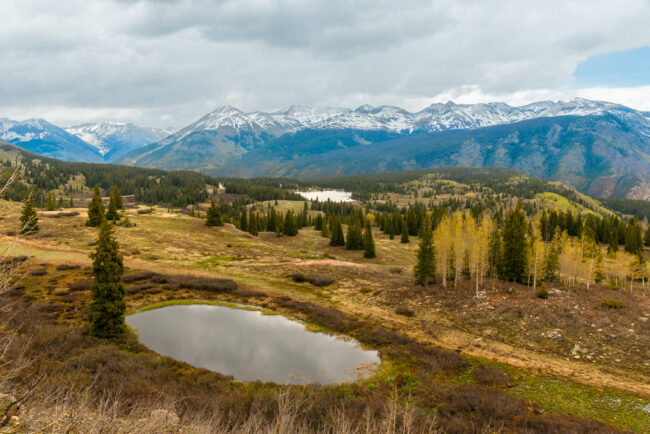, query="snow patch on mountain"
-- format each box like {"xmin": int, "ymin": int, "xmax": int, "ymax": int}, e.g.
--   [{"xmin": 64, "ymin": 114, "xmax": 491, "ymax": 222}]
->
[{"xmin": 170, "ymin": 98, "xmax": 628, "ymax": 142}]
